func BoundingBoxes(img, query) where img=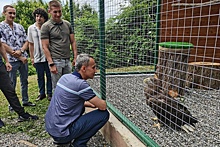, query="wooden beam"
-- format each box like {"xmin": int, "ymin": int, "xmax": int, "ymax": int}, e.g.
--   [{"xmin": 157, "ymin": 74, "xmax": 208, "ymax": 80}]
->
[{"xmin": 172, "ymin": 0, "xmax": 220, "ymax": 7}]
